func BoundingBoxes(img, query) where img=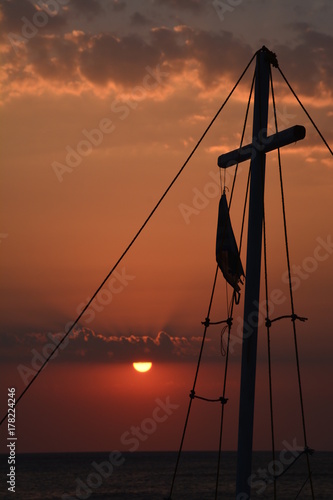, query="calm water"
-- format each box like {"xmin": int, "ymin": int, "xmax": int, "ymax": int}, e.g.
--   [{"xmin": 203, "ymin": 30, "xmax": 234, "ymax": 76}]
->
[{"xmin": 0, "ymin": 451, "xmax": 332, "ymax": 499}]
